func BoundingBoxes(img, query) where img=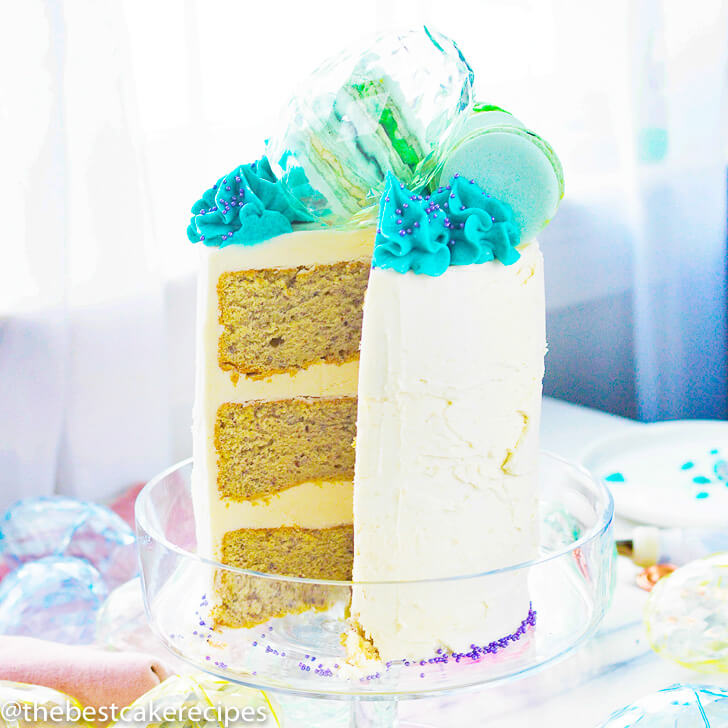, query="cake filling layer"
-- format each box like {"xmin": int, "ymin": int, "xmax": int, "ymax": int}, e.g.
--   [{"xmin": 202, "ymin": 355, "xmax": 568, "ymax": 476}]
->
[
  {"xmin": 215, "ymin": 397, "xmax": 357, "ymax": 501},
  {"xmin": 210, "ymin": 480, "xmax": 353, "ymax": 532},
  {"xmin": 218, "ymin": 260, "xmax": 370, "ymax": 379}
]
